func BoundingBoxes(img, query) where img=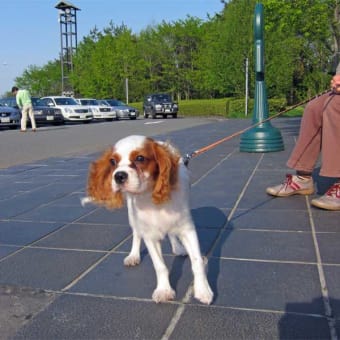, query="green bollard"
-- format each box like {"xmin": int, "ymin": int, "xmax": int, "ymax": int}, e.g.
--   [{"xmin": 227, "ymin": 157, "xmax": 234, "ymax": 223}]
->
[{"xmin": 240, "ymin": 3, "xmax": 284, "ymax": 152}]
